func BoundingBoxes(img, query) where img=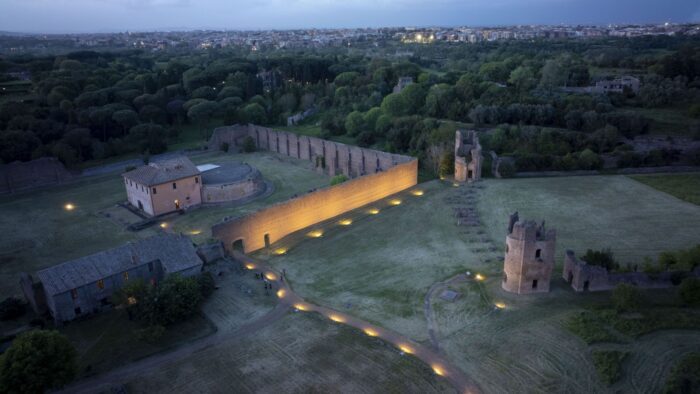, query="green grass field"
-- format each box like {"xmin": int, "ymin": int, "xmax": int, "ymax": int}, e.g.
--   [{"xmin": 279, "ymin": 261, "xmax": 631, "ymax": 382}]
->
[
  {"xmin": 629, "ymin": 173, "xmax": 700, "ymax": 206},
  {"xmin": 260, "ymin": 175, "xmax": 700, "ymax": 392},
  {"xmin": 623, "ymin": 106, "xmax": 698, "ymax": 136},
  {"xmin": 0, "ymin": 150, "xmax": 328, "ymax": 300}
]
